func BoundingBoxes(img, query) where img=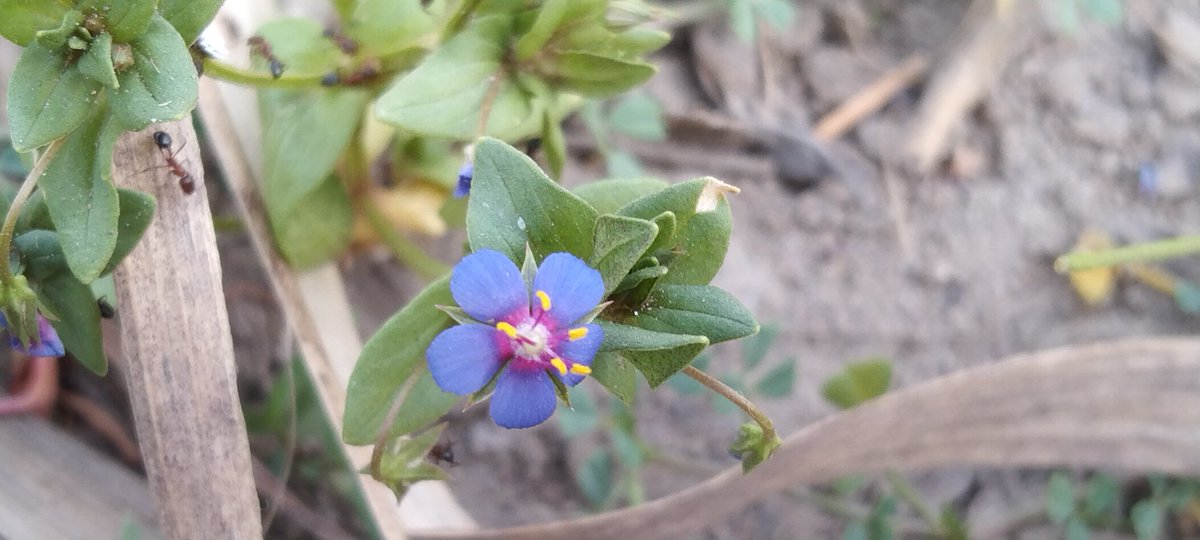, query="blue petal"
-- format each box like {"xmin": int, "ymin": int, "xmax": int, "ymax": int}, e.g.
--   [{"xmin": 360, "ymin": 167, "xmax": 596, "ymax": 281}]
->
[
  {"xmin": 489, "ymin": 368, "xmax": 556, "ymax": 429},
  {"xmin": 557, "ymin": 323, "xmax": 603, "ymax": 386},
  {"xmin": 453, "ymin": 163, "xmax": 473, "ymax": 198},
  {"xmin": 533, "ymin": 252, "xmax": 604, "ymax": 327},
  {"xmin": 450, "ymin": 249, "xmax": 529, "ymax": 323},
  {"xmin": 426, "ymin": 324, "xmax": 505, "ymax": 395}
]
